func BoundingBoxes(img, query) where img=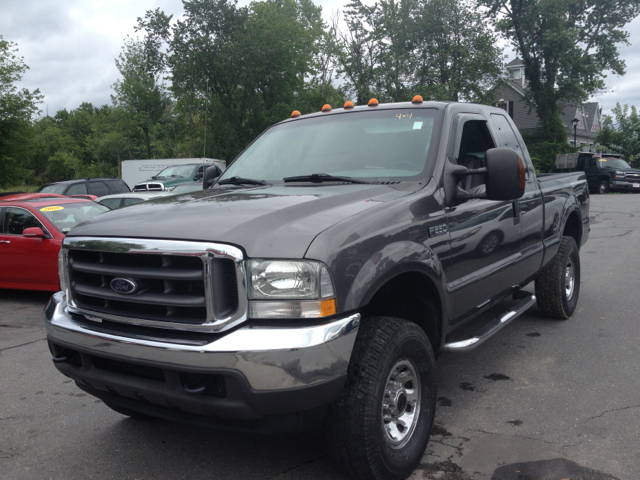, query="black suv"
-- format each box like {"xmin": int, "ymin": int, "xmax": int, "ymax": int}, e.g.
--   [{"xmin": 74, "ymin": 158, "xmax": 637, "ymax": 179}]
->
[{"xmin": 36, "ymin": 178, "xmax": 130, "ymax": 197}]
